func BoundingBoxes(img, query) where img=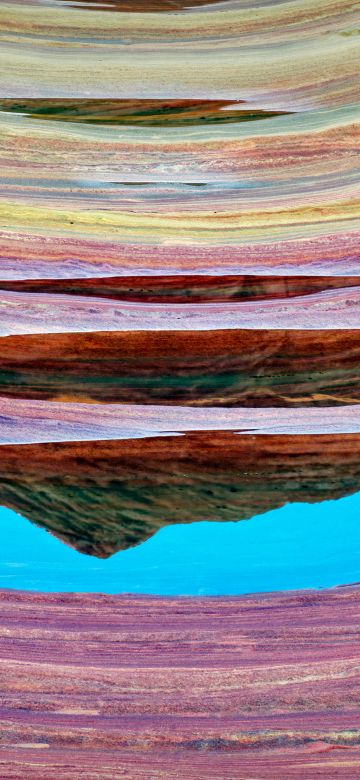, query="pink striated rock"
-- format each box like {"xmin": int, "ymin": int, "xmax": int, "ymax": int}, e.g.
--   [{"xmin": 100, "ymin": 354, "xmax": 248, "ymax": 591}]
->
[{"xmin": 1, "ymin": 586, "xmax": 360, "ymax": 778}]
